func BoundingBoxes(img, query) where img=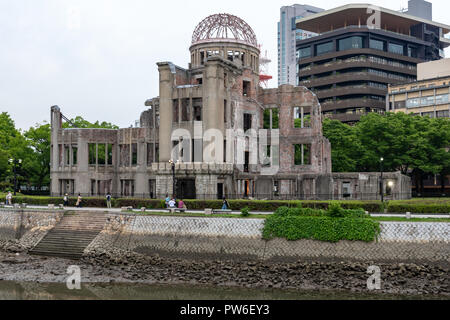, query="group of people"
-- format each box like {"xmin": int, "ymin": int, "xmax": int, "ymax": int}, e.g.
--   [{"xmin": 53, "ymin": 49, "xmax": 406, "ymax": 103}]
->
[
  {"xmin": 62, "ymin": 193, "xmax": 112, "ymax": 208},
  {"xmin": 5, "ymin": 190, "xmax": 230, "ymax": 211},
  {"xmin": 165, "ymin": 194, "xmax": 187, "ymax": 211},
  {"xmin": 62, "ymin": 193, "xmax": 84, "ymax": 208}
]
